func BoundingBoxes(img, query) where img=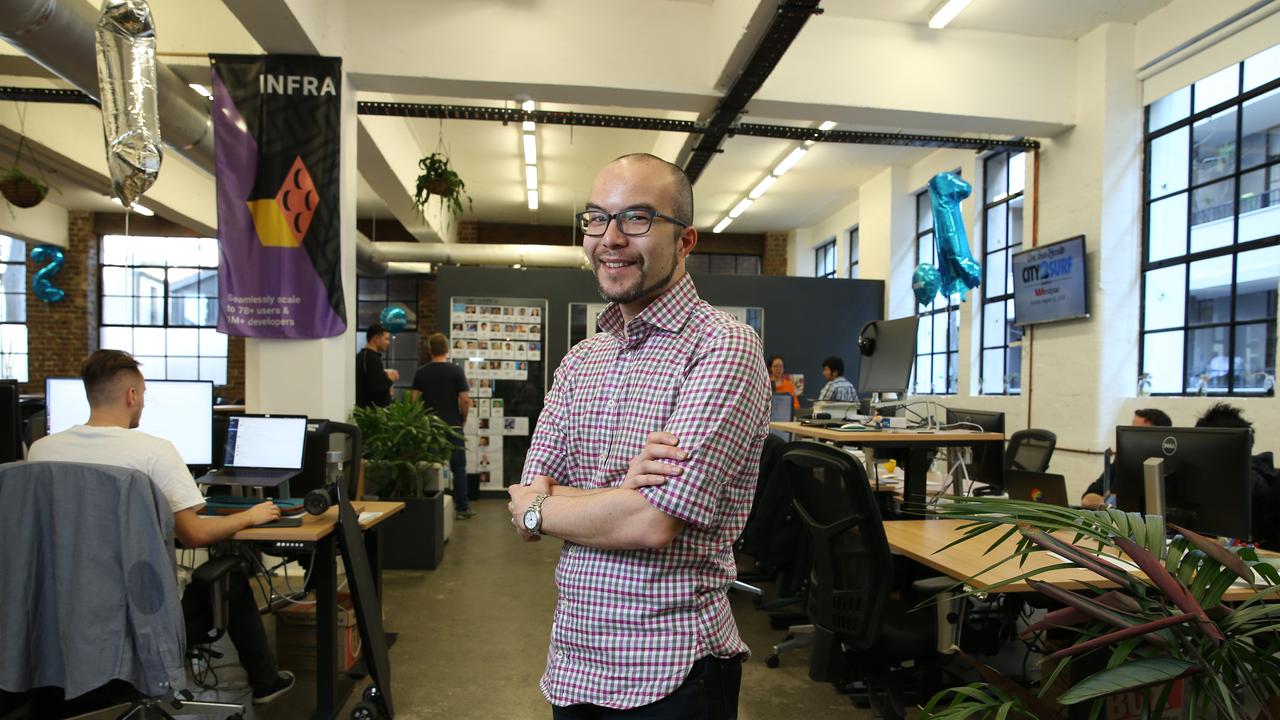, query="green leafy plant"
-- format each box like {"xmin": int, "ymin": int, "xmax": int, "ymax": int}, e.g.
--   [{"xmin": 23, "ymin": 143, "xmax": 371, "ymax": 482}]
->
[
  {"xmin": 920, "ymin": 497, "xmax": 1280, "ymax": 719},
  {"xmin": 0, "ymin": 164, "xmax": 48, "ymax": 209},
  {"xmin": 351, "ymin": 394, "xmax": 461, "ymax": 498},
  {"xmin": 413, "ymin": 152, "xmax": 473, "ymax": 216}
]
